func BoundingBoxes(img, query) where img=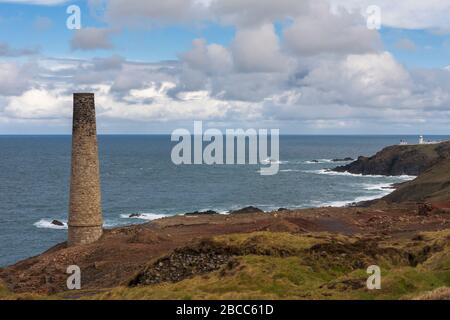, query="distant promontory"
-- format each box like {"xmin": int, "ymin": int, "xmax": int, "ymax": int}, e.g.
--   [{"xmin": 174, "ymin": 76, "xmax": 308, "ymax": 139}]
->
[
  {"xmin": 333, "ymin": 140, "xmax": 450, "ymax": 203},
  {"xmin": 333, "ymin": 140, "xmax": 450, "ymax": 176}
]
